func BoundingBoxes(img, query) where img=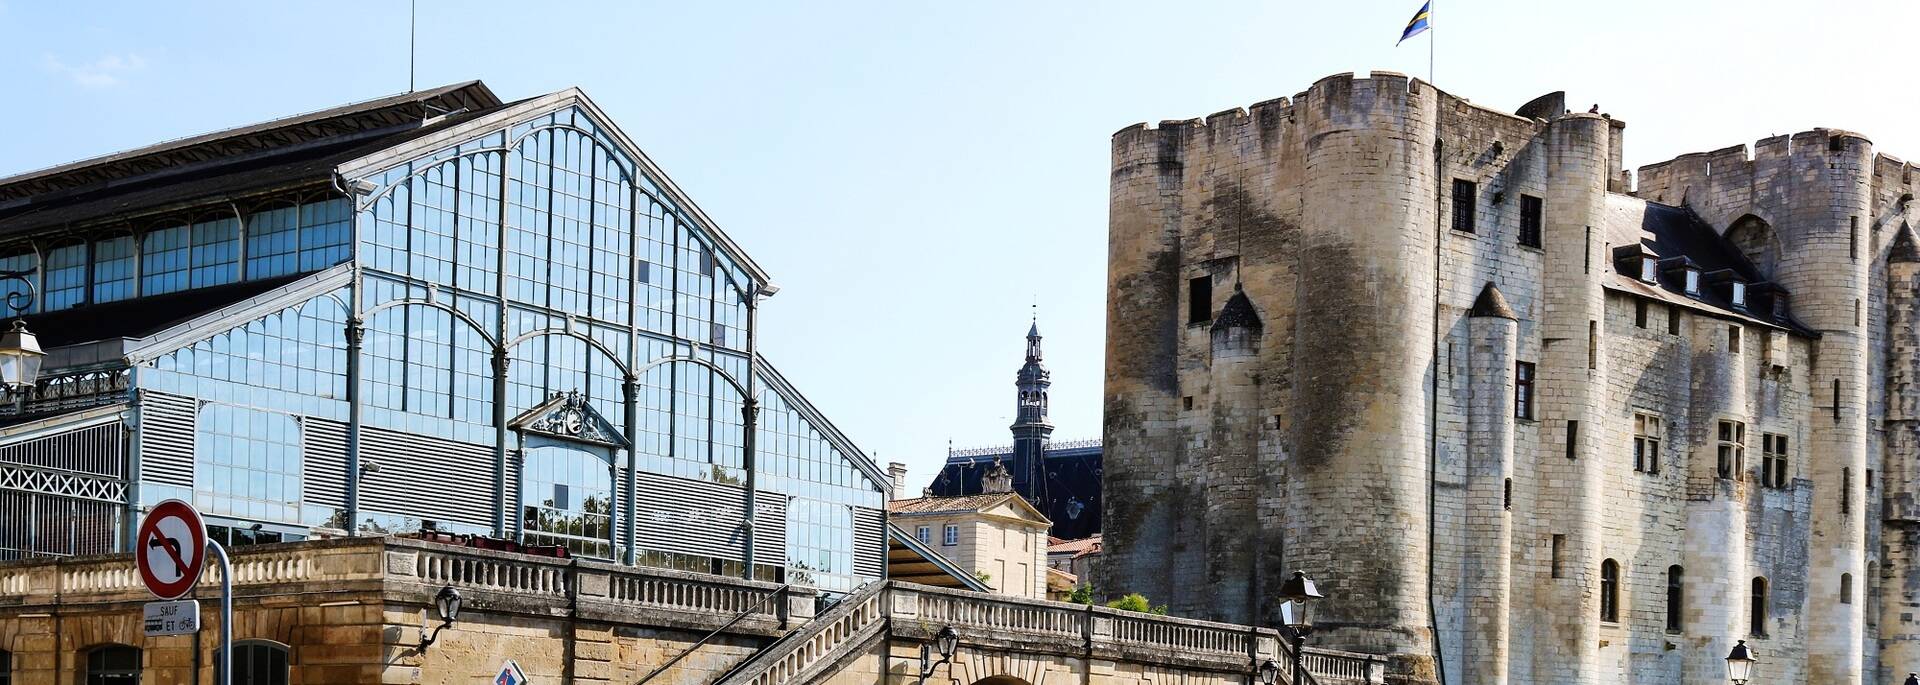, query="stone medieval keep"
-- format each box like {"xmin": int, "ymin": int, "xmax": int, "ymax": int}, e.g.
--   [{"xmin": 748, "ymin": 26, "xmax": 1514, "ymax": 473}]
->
[{"xmin": 1099, "ymin": 71, "xmax": 1920, "ymax": 685}]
